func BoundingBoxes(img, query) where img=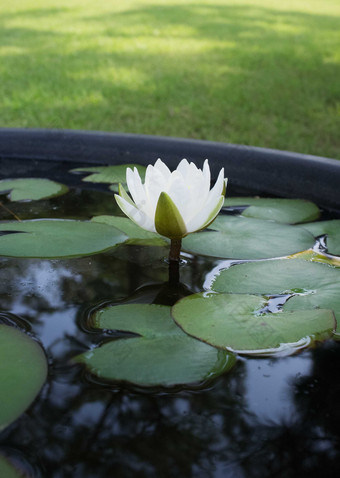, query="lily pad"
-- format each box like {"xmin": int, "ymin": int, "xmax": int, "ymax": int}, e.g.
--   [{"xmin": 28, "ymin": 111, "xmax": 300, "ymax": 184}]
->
[
  {"xmin": 74, "ymin": 304, "xmax": 236, "ymax": 387},
  {"xmin": 0, "ymin": 178, "xmax": 68, "ymax": 201},
  {"xmin": 223, "ymin": 197, "xmax": 320, "ymax": 224},
  {"xmin": 182, "ymin": 216, "xmax": 314, "ymax": 259},
  {"xmin": 71, "ymin": 164, "xmax": 146, "ymax": 184},
  {"xmin": 172, "ymin": 293, "xmax": 335, "ymax": 355},
  {"xmin": 92, "ymin": 215, "xmax": 168, "ymax": 246},
  {"xmin": 211, "ymin": 258, "xmax": 340, "ymax": 335},
  {"xmin": 0, "ymin": 219, "xmax": 127, "ymax": 258},
  {"xmin": 299, "ymin": 220, "xmax": 340, "ymax": 255},
  {"xmin": 0, "ymin": 325, "xmax": 48, "ymax": 431}
]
